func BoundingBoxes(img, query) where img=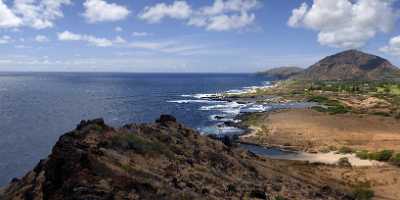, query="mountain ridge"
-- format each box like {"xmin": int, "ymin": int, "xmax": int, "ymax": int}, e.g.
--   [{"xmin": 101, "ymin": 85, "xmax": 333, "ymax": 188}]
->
[
  {"xmin": 258, "ymin": 66, "xmax": 304, "ymax": 80},
  {"xmin": 297, "ymin": 50, "xmax": 400, "ymax": 81}
]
